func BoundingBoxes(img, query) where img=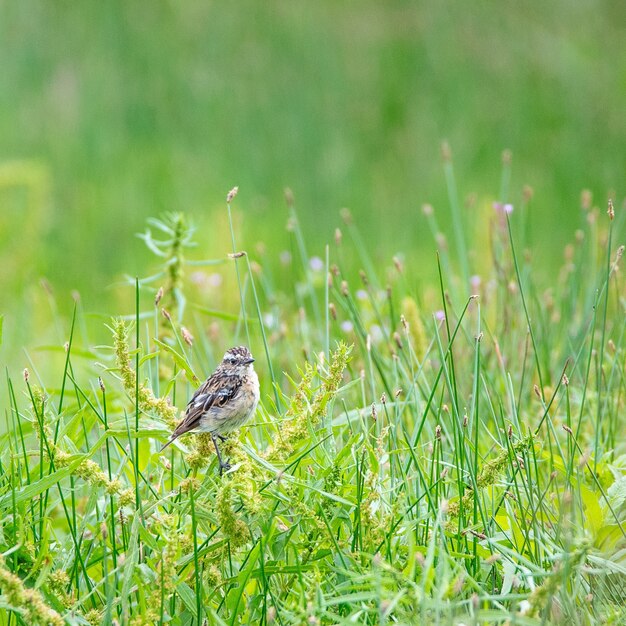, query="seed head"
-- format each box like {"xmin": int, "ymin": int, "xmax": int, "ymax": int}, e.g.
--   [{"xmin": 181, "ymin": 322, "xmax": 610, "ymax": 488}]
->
[
  {"xmin": 155, "ymin": 287, "xmax": 164, "ymax": 306},
  {"xmin": 228, "ymin": 251, "xmax": 246, "ymax": 259},
  {"xmin": 400, "ymin": 314, "xmax": 409, "ymax": 332},
  {"xmin": 23, "ymin": 368, "xmax": 29, "ymax": 383},
  {"xmin": 328, "ymin": 302, "xmax": 337, "ymax": 320},
  {"xmin": 581, "ymin": 189, "xmax": 592, "ymax": 211},
  {"xmin": 98, "ymin": 377, "xmax": 105, "ymax": 392},
  {"xmin": 226, "ymin": 186, "xmax": 239, "ymax": 203},
  {"xmin": 181, "ymin": 327, "xmax": 194, "ymax": 347},
  {"xmin": 607, "ymin": 199, "xmax": 615, "ymax": 220},
  {"xmin": 334, "ymin": 228, "xmax": 342, "ymax": 245},
  {"xmin": 161, "ymin": 308, "xmax": 172, "ymax": 322},
  {"xmin": 341, "ymin": 280, "xmax": 349, "ymax": 296}
]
